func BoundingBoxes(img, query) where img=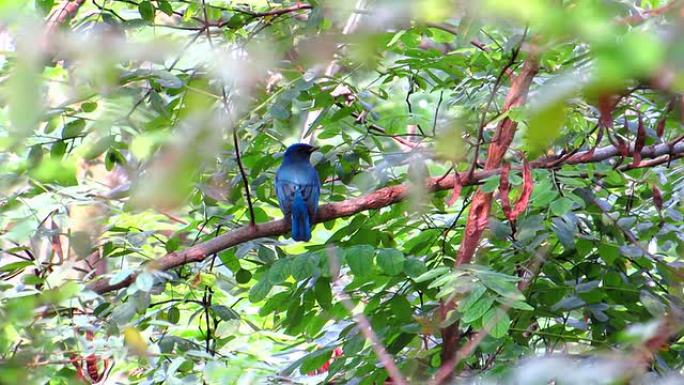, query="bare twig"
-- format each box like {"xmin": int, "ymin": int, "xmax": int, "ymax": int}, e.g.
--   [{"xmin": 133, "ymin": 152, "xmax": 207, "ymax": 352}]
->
[
  {"xmin": 231, "ymin": 129, "xmax": 257, "ymax": 227},
  {"xmin": 432, "ymin": 90, "xmax": 444, "ymax": 136}
]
